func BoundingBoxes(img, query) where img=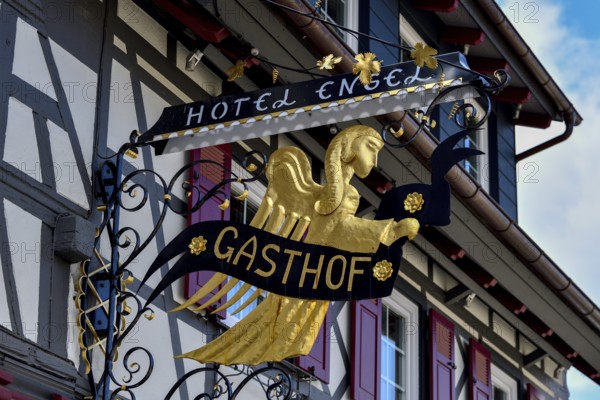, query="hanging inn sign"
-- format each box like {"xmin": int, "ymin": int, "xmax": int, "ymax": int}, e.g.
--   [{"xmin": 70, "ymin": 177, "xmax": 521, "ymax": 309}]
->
[{"xmin": 83, "ymin": 49, "xmax": 508, "ymax": 398}]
